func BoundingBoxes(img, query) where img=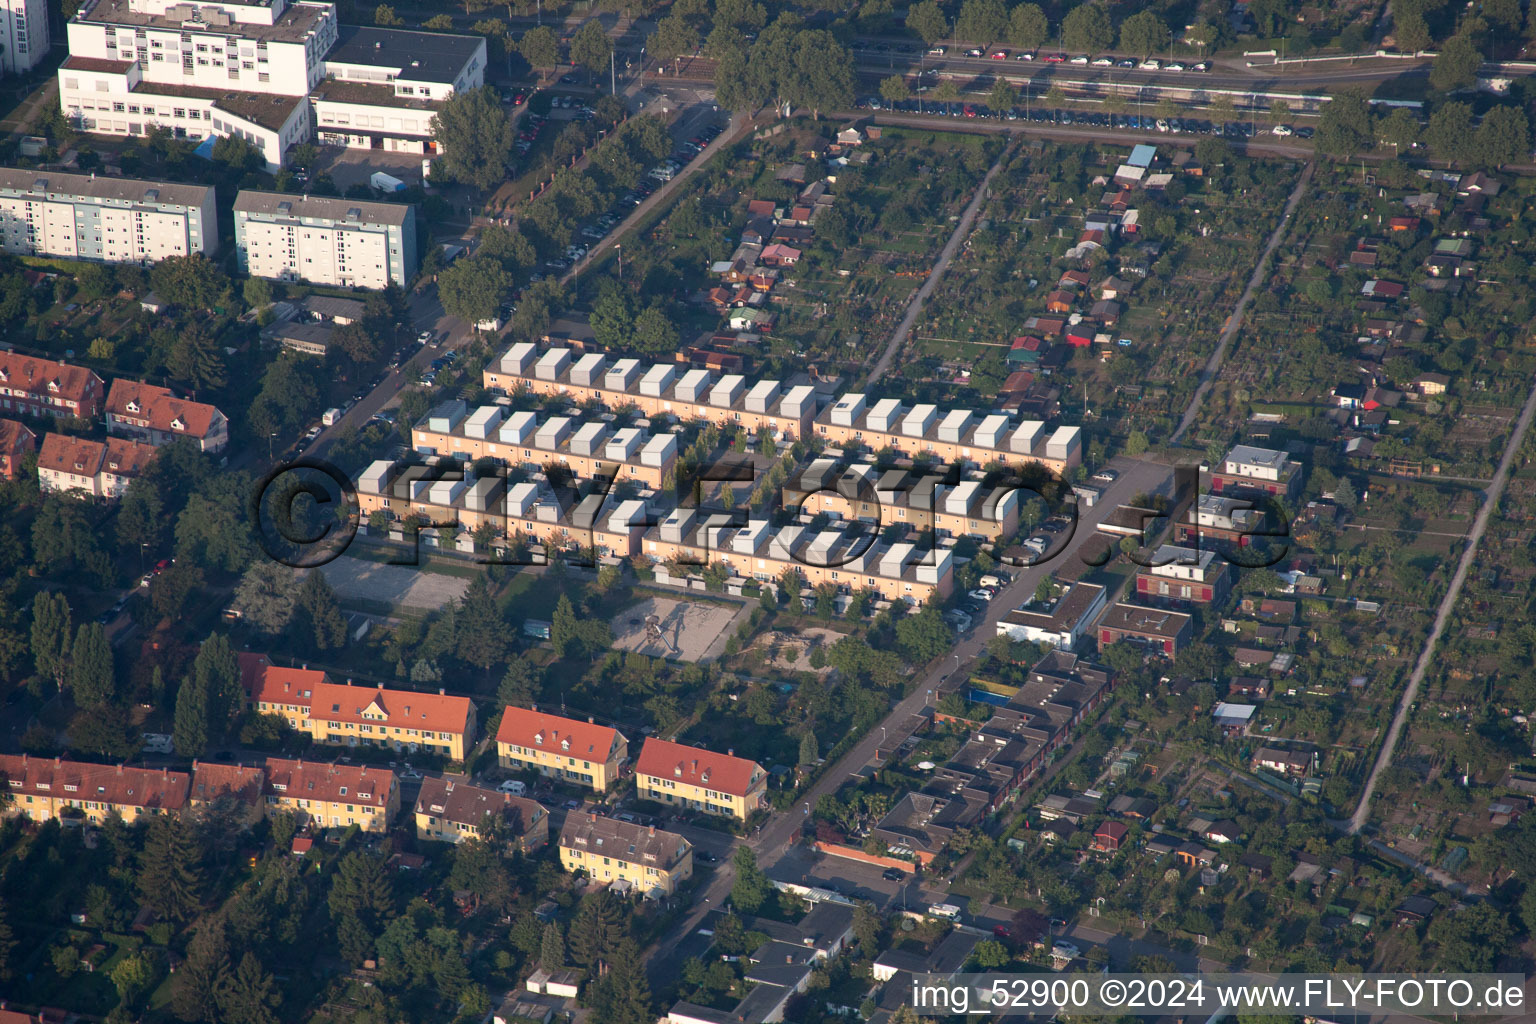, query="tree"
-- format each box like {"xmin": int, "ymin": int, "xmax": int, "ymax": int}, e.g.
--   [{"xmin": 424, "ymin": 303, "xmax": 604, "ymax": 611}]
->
[
  {"xmin": 879, "ymin": 74, "xmax": 910, "ymax": 105},
  {"xmin": 551, "ymin": 593, "xmax": 578, "ymax": 659},
  {"xmin": 1061, "ymin": 3, "xmax": 1112, "ymax": 52},
  {"xmin": 592, "ymin": 939, "xmax": 652, "ymax": 1024},
  {"xmin": 425, "ymin": 13, "xmax": 456, "ymax": 29},
  {"xmin": 118, "ymin": 478, "xmax": 166, "ymax": 554},
  {"xmin": 429, "ymin": 86, "xmax": 514, "ymax": 190},
  {"xmin": 167, "ymin": 326, "xmax": 227, "ymax": 391},
  {"xmin": 630, "ymin": 305, "xmax": 679, "ymax": 356},
  {"xmin": 798, "ymin": 730, "xmax": 818, "ymax": 765},
  {"xmin": 439, "ymin": 254, "xmax": 513, "ymax": 322},
  {"xmin": 1476, "ymin": 104, "xmax": 1530, "ymax": 168},
  {"xmin": 0, "ymin": 897, "xmax": 13, "ymax": 982},
  {"xmin": 1315, "ymin": 89, "xmax": 1371, "ymax": 157},
  {"xmin": 730, "ymin": 846, "xmax": 771, "ymax": 913},
  {"xmin": 1430, "ymin": 32, "xmax": 1481, "ymax": 92},
  {"xmin": 540, "ymin": 921, "xmax": 566, "ymax": 968},
  {"xmin": 570, "ymin": 19, "xmax": 613, "ymax": 80},
  {"xmin": 456, "ymin": 575, "xmax": 505, "ymax": 670},
  {"xmin": 232, "ymin": 560, "xmax": 301, "ymax": 637},
  {"xmin": 895, "ymin": 603, "xmax": 954, "ymax": 664},
  {"xmin": 498, "ymin": 655, "xmax": 538, "ymax": 706},
  {"xmin": 907, "ymin": 0, "xmax": 948, "ymax": 43},
  {"xmin": 31, "ymin": 591, "xmax": 72, "ymax": 687},
  {"xmin": 172, "ymin": 917, "xmax": 231, "ymax": 1023},
  {"xmin": 1426, "ymin": 101, "xmax": 1475, "ymax": 164},
  {"xmin": 295, "ymin": 570, "xmax": 348, "ymax": 652},
  {"xmin": 112, "ymin": 949, "xmax": 158, "ymax": 1007},
  {"xmin": 69, "ymin": 622, "xmax": 114, "ymax": 707},
  {"xmin": 647, "ymin": 14, "xmax": 699, "ymax": 71},
  {"xmin": 139, "ymin": 815, "xmax": 204, "ymax": 923},
  {"xmin": 219, "ymin": 951, "xmax": 280, "ymax": 1024},
  {"xmin": 32, "ymin": 495, "xmax": 112, "ymax": 586},
  {"xmin": 176, "ymin": 474, "xmax": 256, "ymax": 573},
  {"xmin": 954, "ymin": 0, "xmax": 1006, "ymax": 43},
  {"xmin": 173, "ymin": 674, "xmax": 211, "ymax": 757},
  {"xmin": 568, "ymin": 890, "xmax": 626, "ymax": 971},
  {"xmin": 519, "ymin": 25, "xmax": 561, "ymax": 71},
  {"xmin": 1119, "ymin": 10, "xmax": 1170, "ymax": 56},
  {"xmin": 328, "ymin": 852, "xmax": 395, "ymax": 965},
  {"xmin": 1007, "ymin": 3, "xmax": 1048, "ymax": 48},
  {"xmin": 1379, "ymin": 106, "xmax": 1420, "ymax": 150},
  {"xmin": 150, "ymin": 255, "xmax": 230, "ymax": 310},
  {"xmin": 988, "ymin": 78, "xmax": 1018, "ymax": 113},
  {"xmin": 374, "ymin": 3, "xmax": 403, "ymax": 24}
]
